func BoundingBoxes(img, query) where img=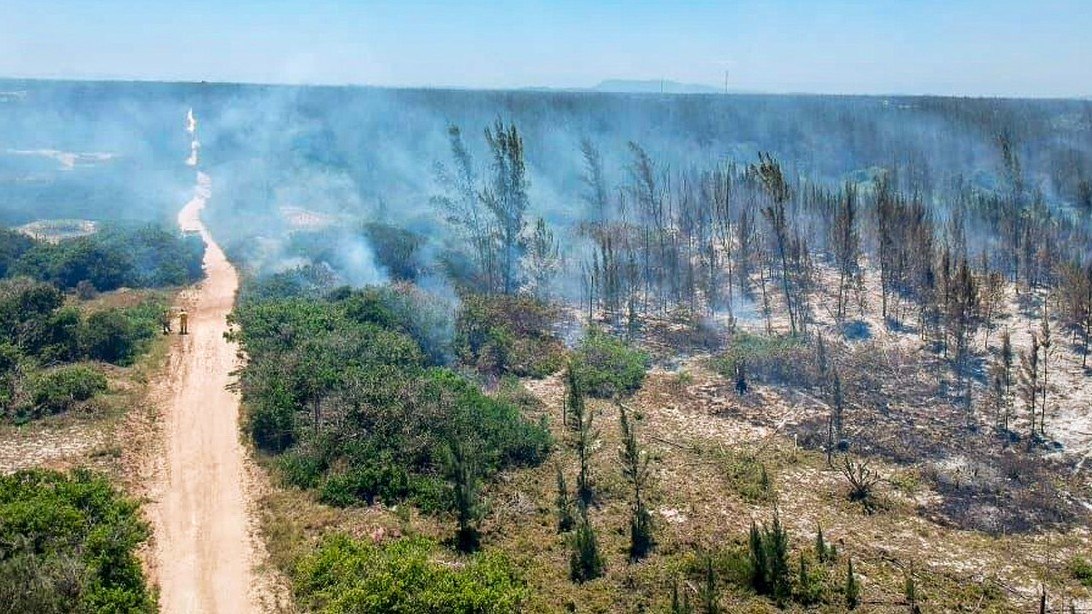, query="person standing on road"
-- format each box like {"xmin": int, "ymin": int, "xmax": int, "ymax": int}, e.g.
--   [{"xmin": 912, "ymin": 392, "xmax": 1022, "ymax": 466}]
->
[
  {"xmin": 179, "ymin": 309, "xmax": 189, "ymax": 335},
  {"xmin": 161, "ymin": 308, "xmax": 173, "ymax": 334}
]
